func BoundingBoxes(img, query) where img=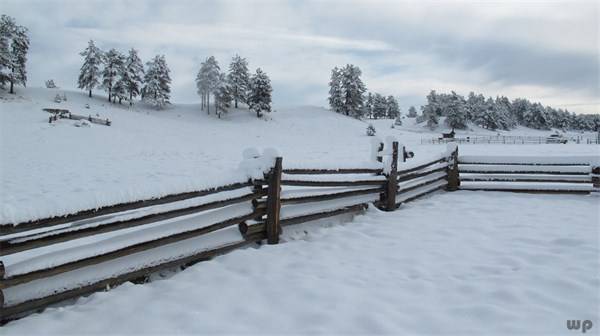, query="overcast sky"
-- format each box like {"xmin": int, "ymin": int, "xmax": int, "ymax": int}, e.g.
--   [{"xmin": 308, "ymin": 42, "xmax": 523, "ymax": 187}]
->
[{"xmin": 4, "ymin": 0, "xmax": 599, "ymax": 113}]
